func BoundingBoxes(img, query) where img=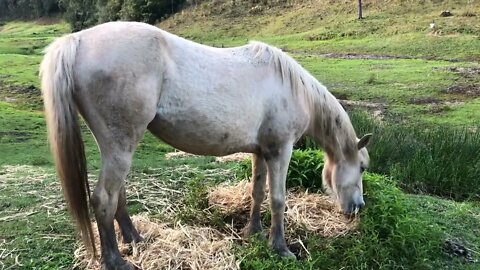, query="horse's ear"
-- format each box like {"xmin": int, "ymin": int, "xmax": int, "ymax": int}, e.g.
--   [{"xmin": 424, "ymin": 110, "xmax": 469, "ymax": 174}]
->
[{"xmin": 357, "ymin": 133, "xmax": 373, "ymax": 149}]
